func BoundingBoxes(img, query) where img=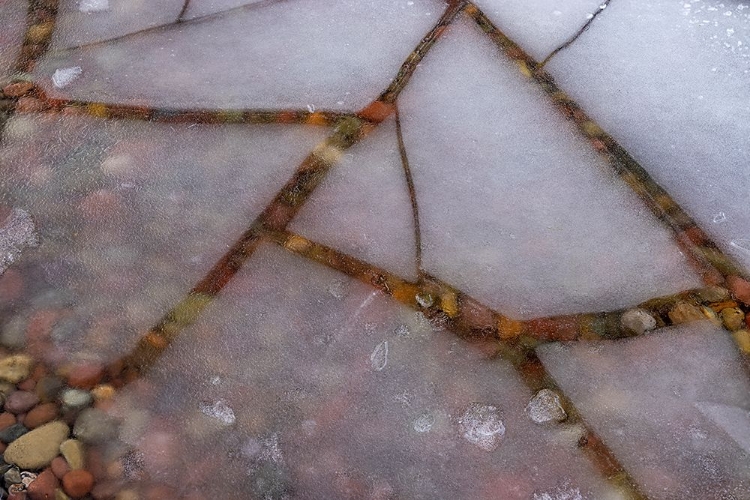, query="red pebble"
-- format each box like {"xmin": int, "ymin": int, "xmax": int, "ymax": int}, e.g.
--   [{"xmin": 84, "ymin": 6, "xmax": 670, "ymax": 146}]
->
[
  {"xmin": 66, "ymin": 362, "xmax": 104, "ymax": 390},
  {"xmin": 62, "ymin": 469, "xmax": 94, "ymax": 498},
  {"xmin": 51, "ymin": 456, "xmax": 70, "ymax": 479},
  {"xmin": 0, "ymin": 412, "xmax": 16, "ymax": 430},
  {"xmin": 728, "ymin": 275, "xmax": 750, "ymax": 306},
  {"xmin": 2, "ymin": 81, "xmax": 34, "ymax": 97},
  {"xmin": 23, "ymin": 402, "xmax": 58, "ymax": 429},
  {"xmin": 17, "ymin": 378, "xmax": 36, "ymax": 391},
  {"xmin": 27, "ymin": 469, "xmax": 59, "ymax": 500}
]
